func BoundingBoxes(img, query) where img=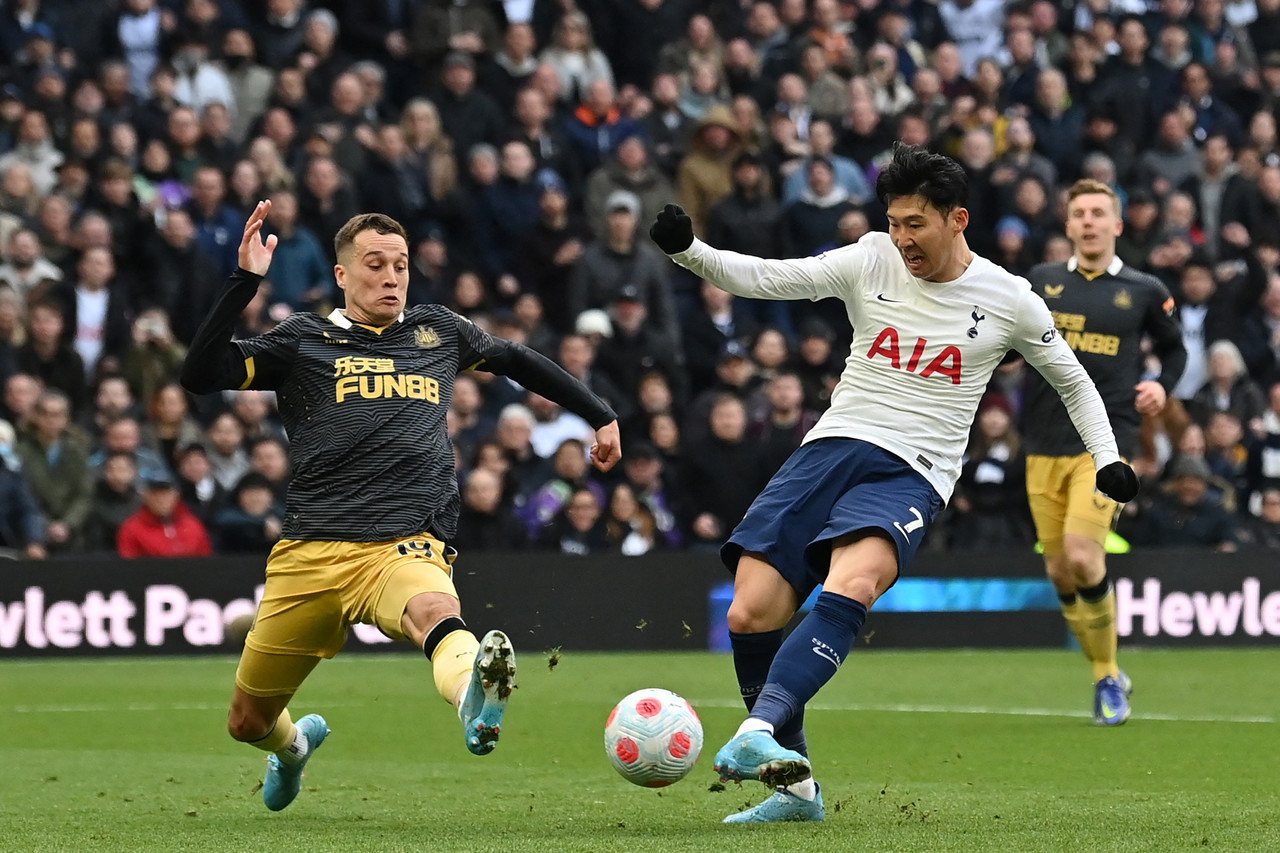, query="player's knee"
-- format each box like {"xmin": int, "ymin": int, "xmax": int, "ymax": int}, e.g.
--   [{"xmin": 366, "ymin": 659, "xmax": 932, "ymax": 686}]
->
[
  {"xmin": 726, "ymin": 597, "xmax": 787, "ymax": 634},
  {"xmin": 1043, "ymin": 554, "xmax": 1073, "ymax": 589},
  {"xmin": 1061, "ymin": 542, "xmax": 1104, "ymax": 584}
]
